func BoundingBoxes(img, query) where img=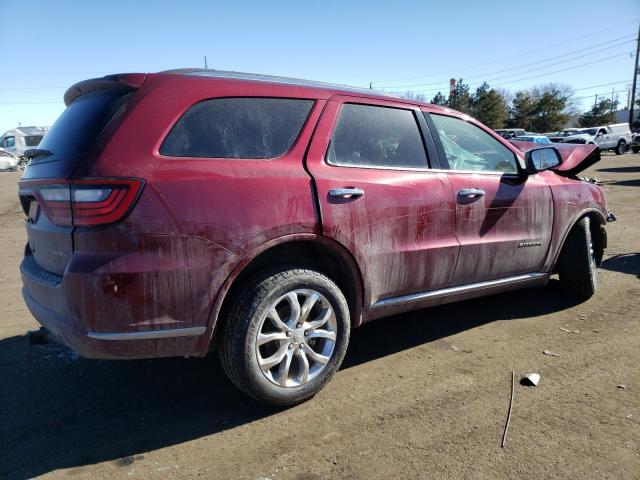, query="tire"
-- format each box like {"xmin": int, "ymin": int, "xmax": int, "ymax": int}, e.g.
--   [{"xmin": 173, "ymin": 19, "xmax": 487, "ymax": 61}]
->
[
  {"xmin": 632, "ymin": 146, "xmax": 639, "ymax": 154},
  {"xmin": 219, "ymin": 268, "xmax": 350, "ymax": 406},
  {"xmin": 615, "ymin": 140, "xmax": 626, "ymax": 155},
  {"xmin": 556, "ymin": 217, "xmax": 597, "ymax": 298}
]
